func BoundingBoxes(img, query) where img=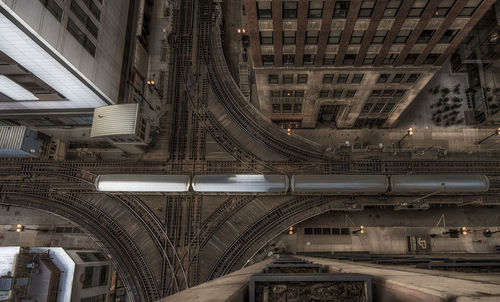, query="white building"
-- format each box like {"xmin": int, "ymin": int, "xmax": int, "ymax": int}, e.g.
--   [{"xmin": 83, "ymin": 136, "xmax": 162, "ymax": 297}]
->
[
  {"xmin": 0, "ymin": 0, "xmax": 132, "ymax": 127},
  {"xmin": 0, "ymin": 247, "xmax": 113, "ymax": 302}
]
